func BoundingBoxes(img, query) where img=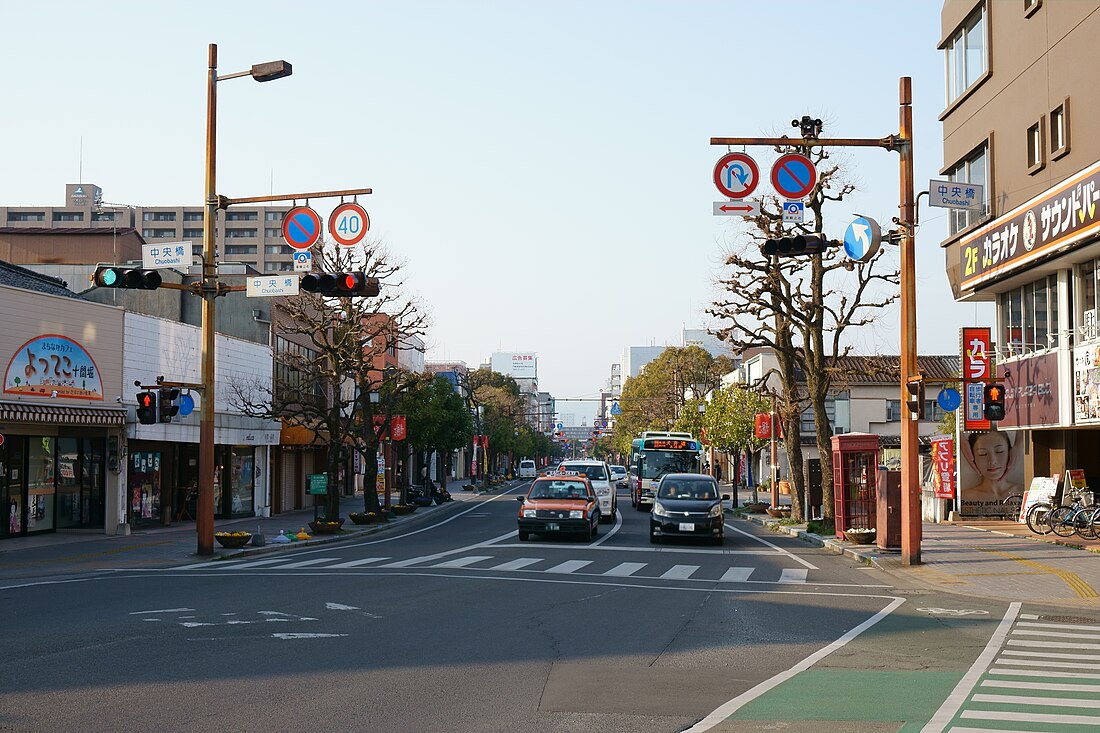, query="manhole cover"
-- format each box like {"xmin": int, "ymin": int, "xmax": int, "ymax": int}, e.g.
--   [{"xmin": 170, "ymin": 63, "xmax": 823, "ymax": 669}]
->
[{"xmin": 1037, "ymin": 615, "xmax": 1098, "ymax": 624}]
